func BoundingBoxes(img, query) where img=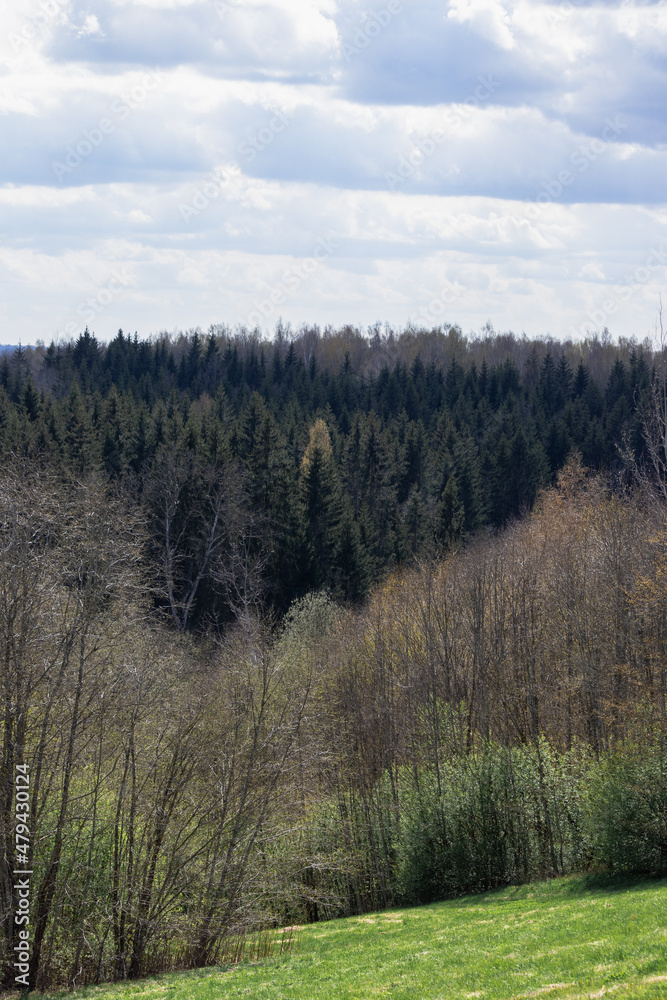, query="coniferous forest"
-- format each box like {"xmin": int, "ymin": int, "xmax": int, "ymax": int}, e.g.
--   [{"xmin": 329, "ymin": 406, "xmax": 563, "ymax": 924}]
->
[
  {"xmin": 2, "ymin": 323, "xmax": 667, "ymax": 990},
  {"xmin": 0, "ymin": 325, "xmax": 655, "ymax": 617}
]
